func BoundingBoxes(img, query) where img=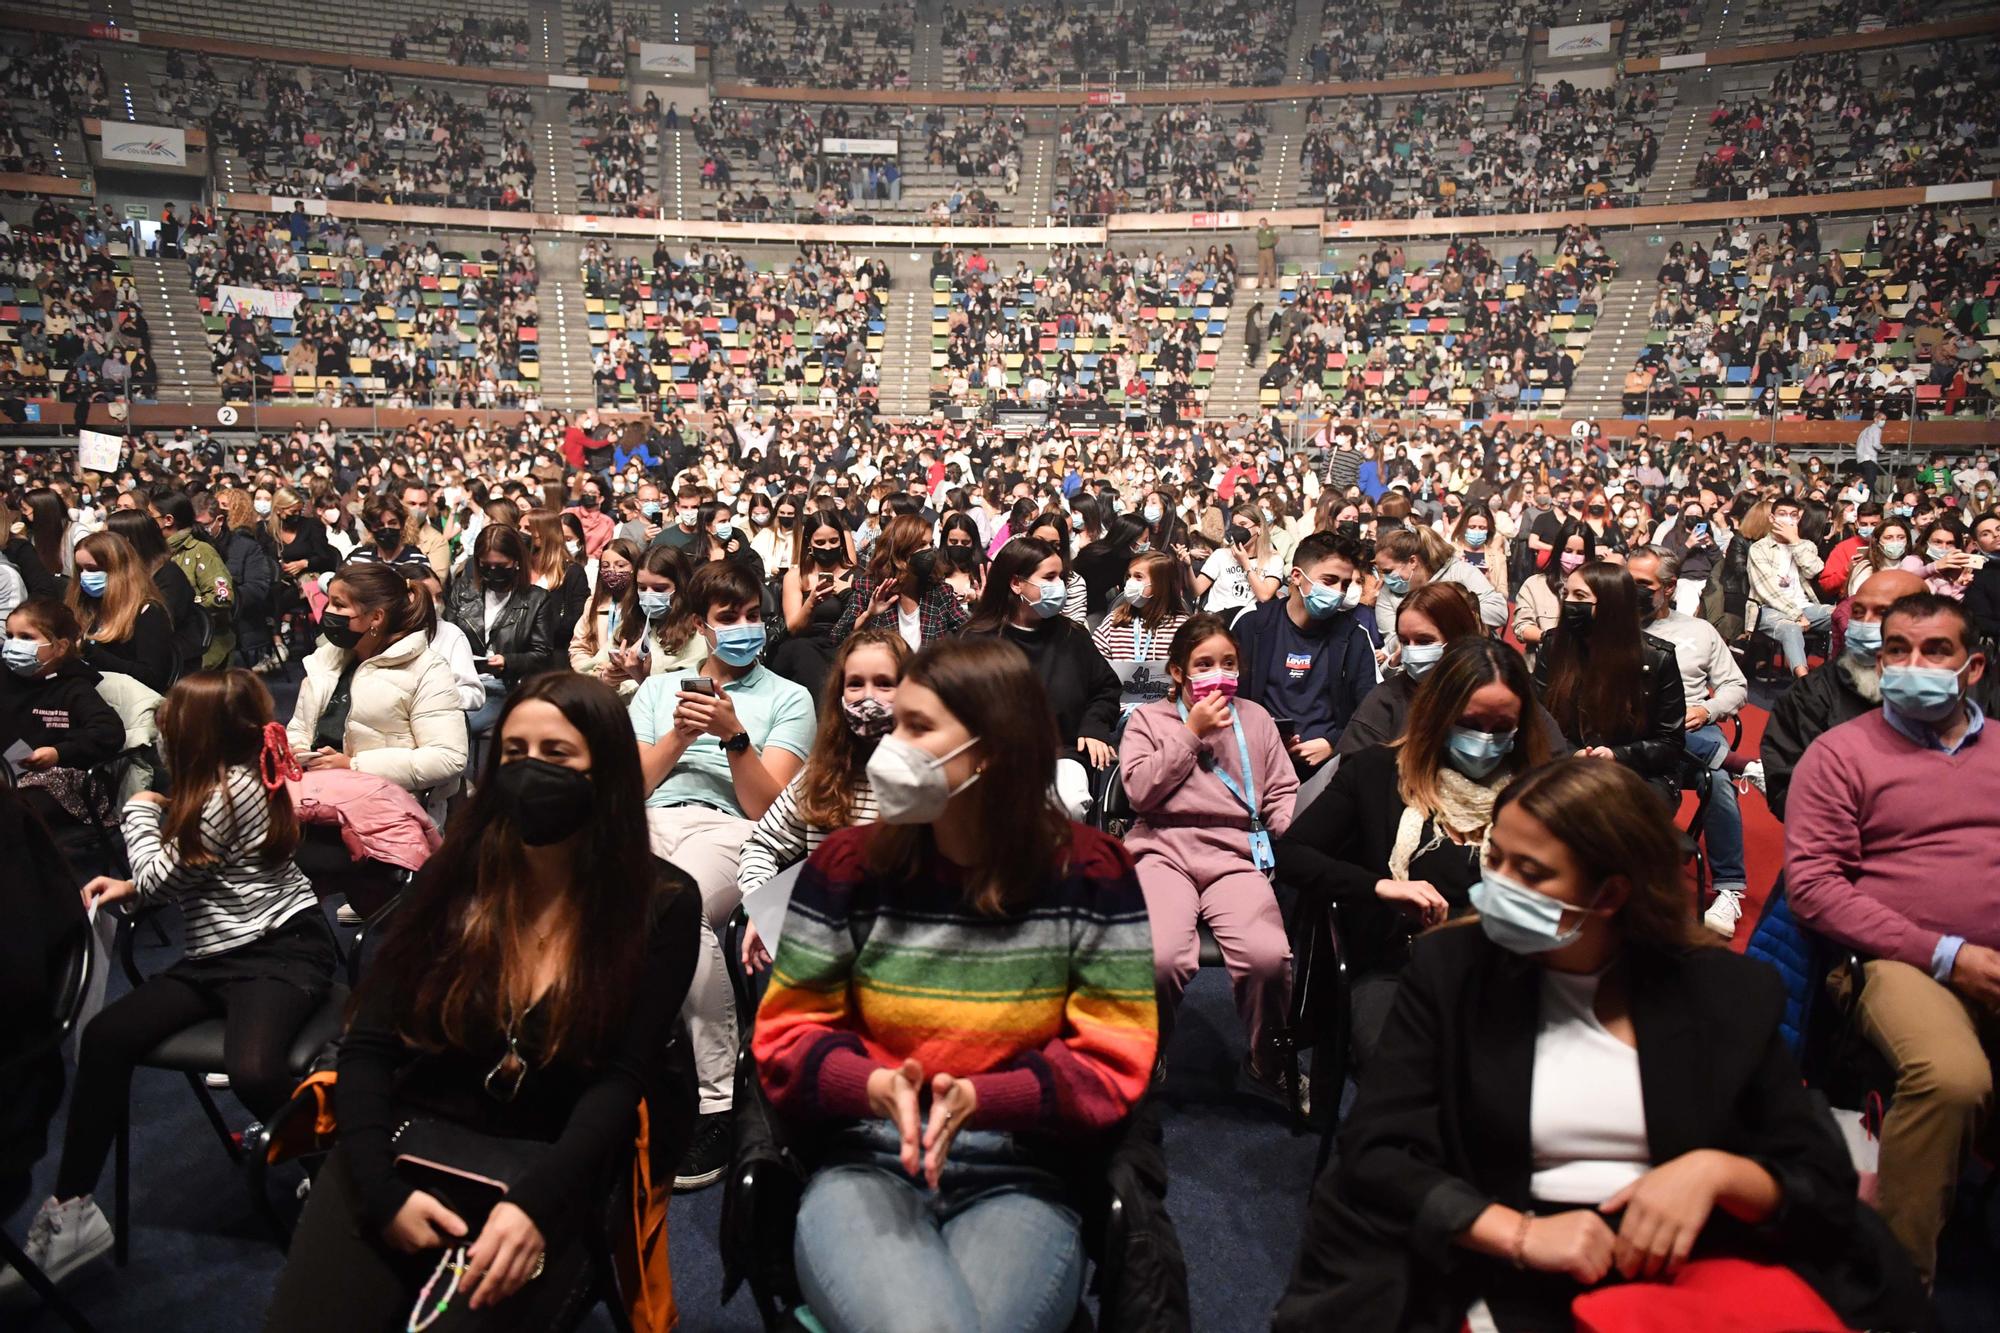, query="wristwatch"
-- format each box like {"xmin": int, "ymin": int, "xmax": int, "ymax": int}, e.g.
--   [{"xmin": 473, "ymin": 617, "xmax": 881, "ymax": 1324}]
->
[{"xmin": 722, "ymin": 731, "xmax": 752, "ymax": 755}]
